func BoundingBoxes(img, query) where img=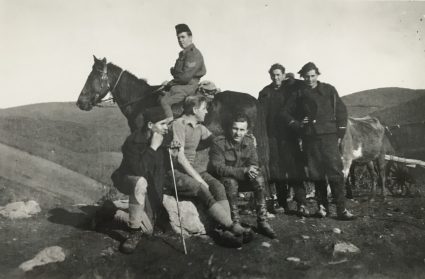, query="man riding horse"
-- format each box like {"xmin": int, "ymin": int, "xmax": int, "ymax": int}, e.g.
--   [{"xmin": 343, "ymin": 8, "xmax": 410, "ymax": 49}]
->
[{"xmin": 159, "ymin": 23, "xmax": 207, "ymax": 121}]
